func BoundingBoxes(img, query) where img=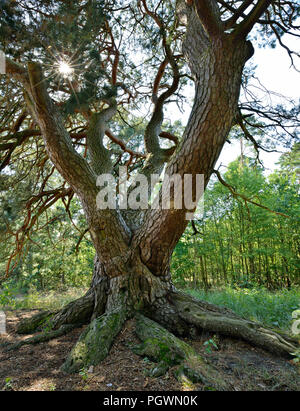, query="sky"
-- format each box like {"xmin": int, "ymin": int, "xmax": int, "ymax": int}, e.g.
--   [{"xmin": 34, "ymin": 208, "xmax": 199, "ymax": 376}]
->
[
  {"xmin": 217, "ymin": 34, "xmax": 299, "ymax": 174},
  {"xmin": 165, "ymin": 34, "xmax": 299, "ymax": 176}
]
